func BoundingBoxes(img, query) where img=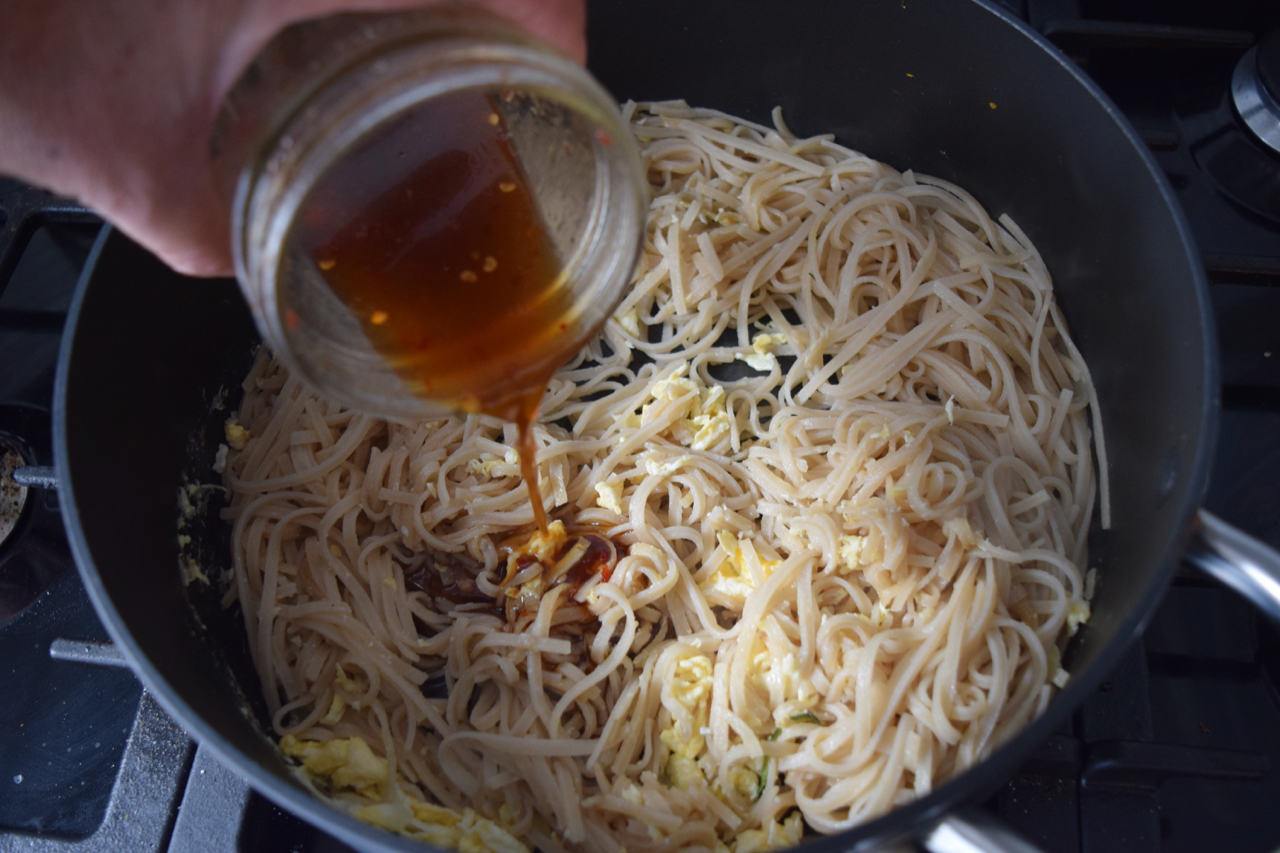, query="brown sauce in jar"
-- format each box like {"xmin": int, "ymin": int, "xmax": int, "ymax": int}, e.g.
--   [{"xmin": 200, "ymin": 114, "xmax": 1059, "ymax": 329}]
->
[{"xmin": 292, "ymin": 87, "xmax": 582, "ymax": 534}]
